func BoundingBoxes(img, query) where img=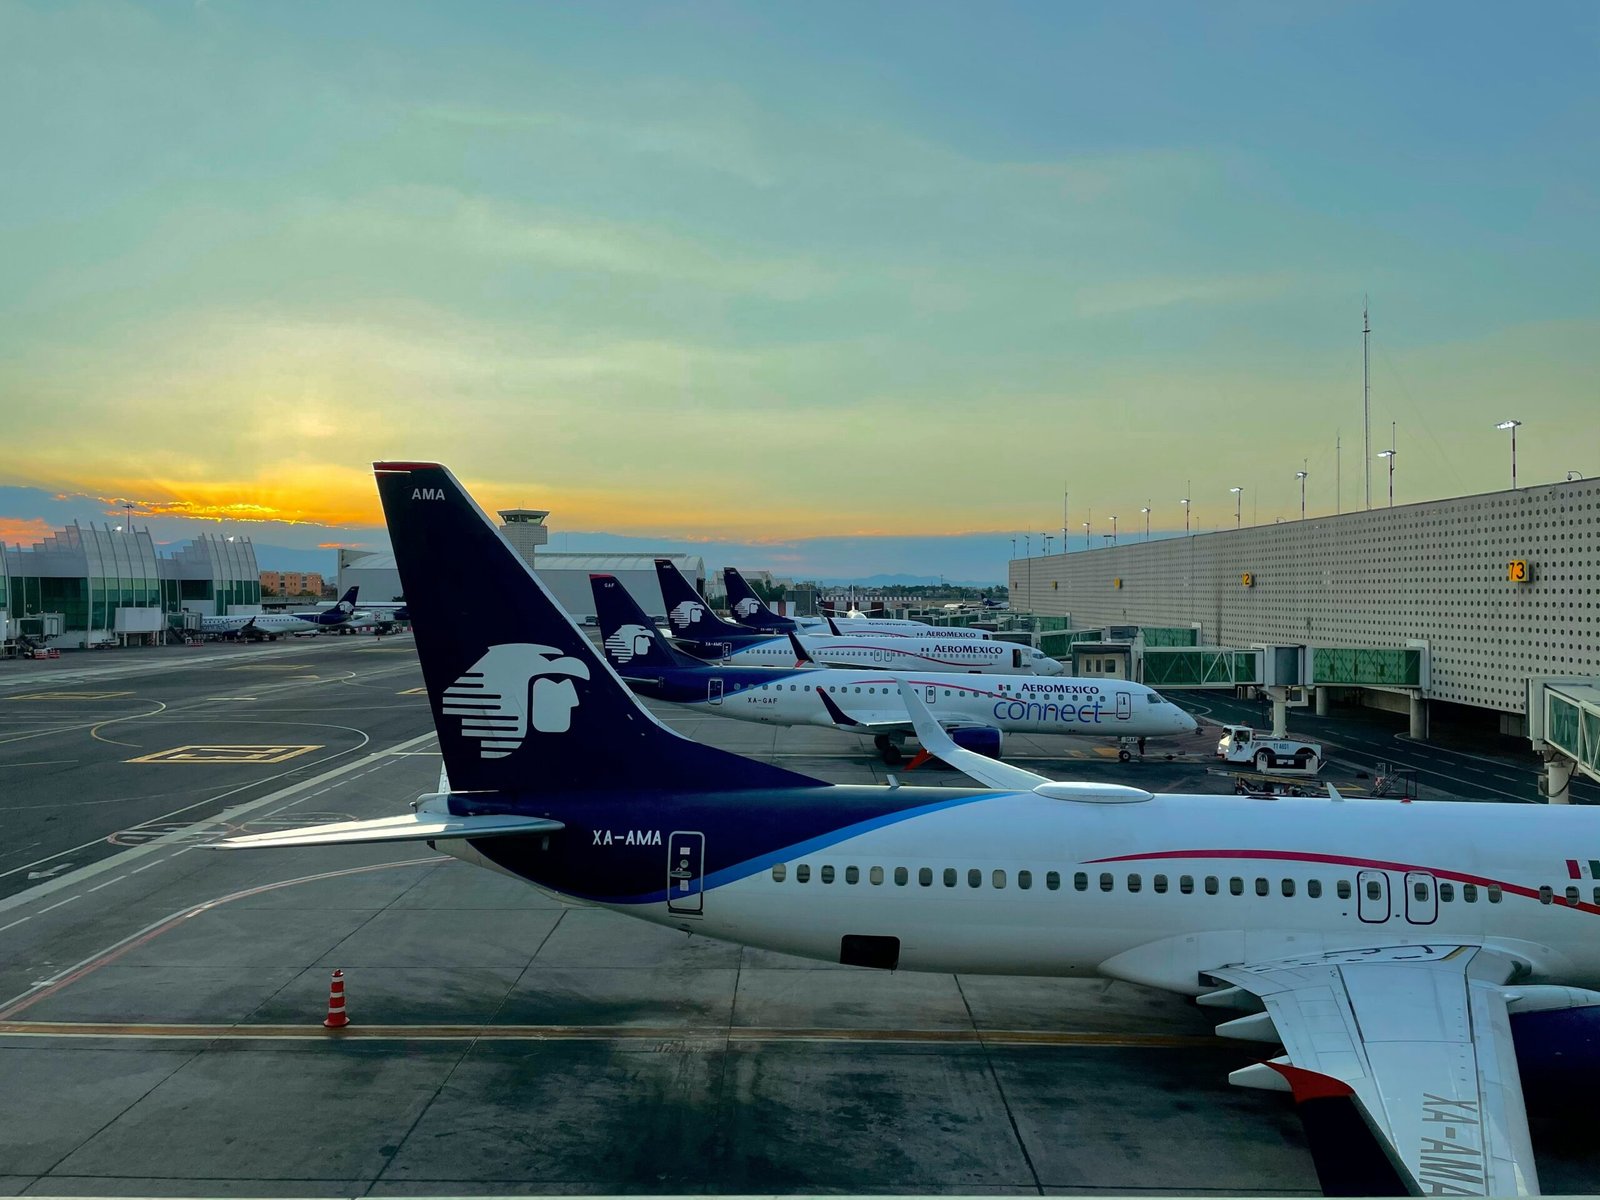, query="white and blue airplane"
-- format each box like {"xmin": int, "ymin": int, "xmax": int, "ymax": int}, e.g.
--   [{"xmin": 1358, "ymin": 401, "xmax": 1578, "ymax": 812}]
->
[
  {"xmin": 595, "ymin": 572, "xmax": 1191, "ymax": 762},
  {"xmin": 724, "ymin": 566, "xmax": 992, "ymax": 639},
  {"xmin": 199, "ymin": 586, "xmax": 362, "ymax": 639},
  {"xmin": 222, "ymin": 462, "xmax": 1600, "ymax": 1198},
  {"xmin": 715, "ymin": 625, "xmax": 1061, "ymax": 676}
]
